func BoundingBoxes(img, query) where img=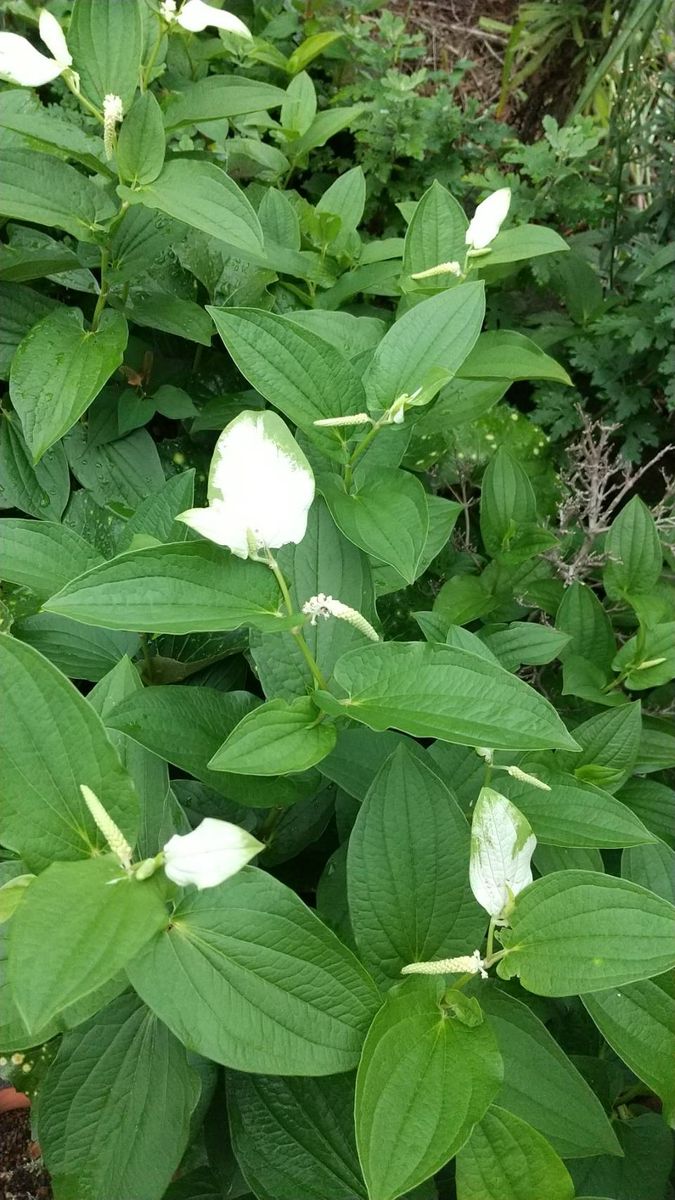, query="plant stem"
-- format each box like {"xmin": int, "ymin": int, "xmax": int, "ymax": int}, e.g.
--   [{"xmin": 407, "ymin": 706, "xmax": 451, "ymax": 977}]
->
[
  {"xmin": 91, "ymin": 247, "xmax": 110, "ymax": 331},
  {"xmin": 485, "ymin": 916, "xmax": 497, "ymax": 962},
  {"xmin": 266, "ymin": 552, "xmax": 327, "ymax": 690},
  {"xmin": 344, "ymin": 416, "xmax": 387, "ymax": 490}
]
